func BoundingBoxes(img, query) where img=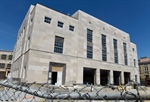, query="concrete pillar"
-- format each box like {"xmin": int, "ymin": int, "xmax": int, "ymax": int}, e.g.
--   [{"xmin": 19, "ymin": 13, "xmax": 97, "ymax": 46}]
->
[
  {"xmin": 121, "ymin": 71, "xmax": 124, "ymax": 85},
  {"xmin": 96, "ymin": 69, "xmax": 100, "ymax": 85},
  {"xmin": 110, "ymin": 70, "xmax": 114, "ymax": 84},
  {"xmin": 76, "ymin": 66, "xmax": 83, "ymax": 84}
]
